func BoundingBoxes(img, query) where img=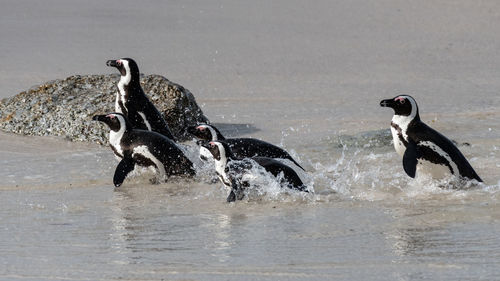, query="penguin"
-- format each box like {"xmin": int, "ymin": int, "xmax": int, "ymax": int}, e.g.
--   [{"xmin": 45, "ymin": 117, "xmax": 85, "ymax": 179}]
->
[
  {"xmin": 201, "ymin": 140, "xmax": 307, "ymax": 202},
  {"xmin": 188, "ymin": 123, "xmax": 305, "ymax": 170},
  {"xmin": 380, "ymin": 95, "xmax": 482, "ymax": 182},
  {"xmin": 92, "ymin": 112, "xmax": 195, "ymax": 187},
  {"xmin": 106, "ymin": 58, "xmax": 176, "ymax": 141}
]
